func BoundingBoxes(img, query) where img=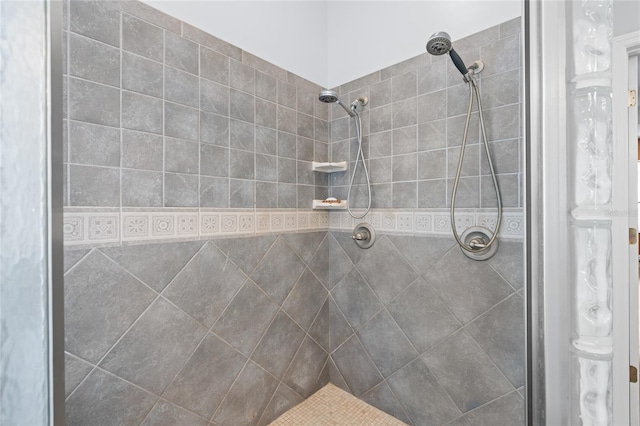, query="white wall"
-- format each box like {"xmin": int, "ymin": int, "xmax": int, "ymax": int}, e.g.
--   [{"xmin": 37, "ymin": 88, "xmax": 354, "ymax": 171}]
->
[
  {"xmin": 613, "ymin": 0, "xmax": 640, "ymax": 37},
  {"xmin": 145, "ymin": 0, "xmax": 521, "ymax": 88},
  {"xmin": 145, "ymin": 1, "xmax": 328, "ymax": 85},
  {"xmin": 326, "ymin": 1, "xmax": 521, "ymax": 87}
]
